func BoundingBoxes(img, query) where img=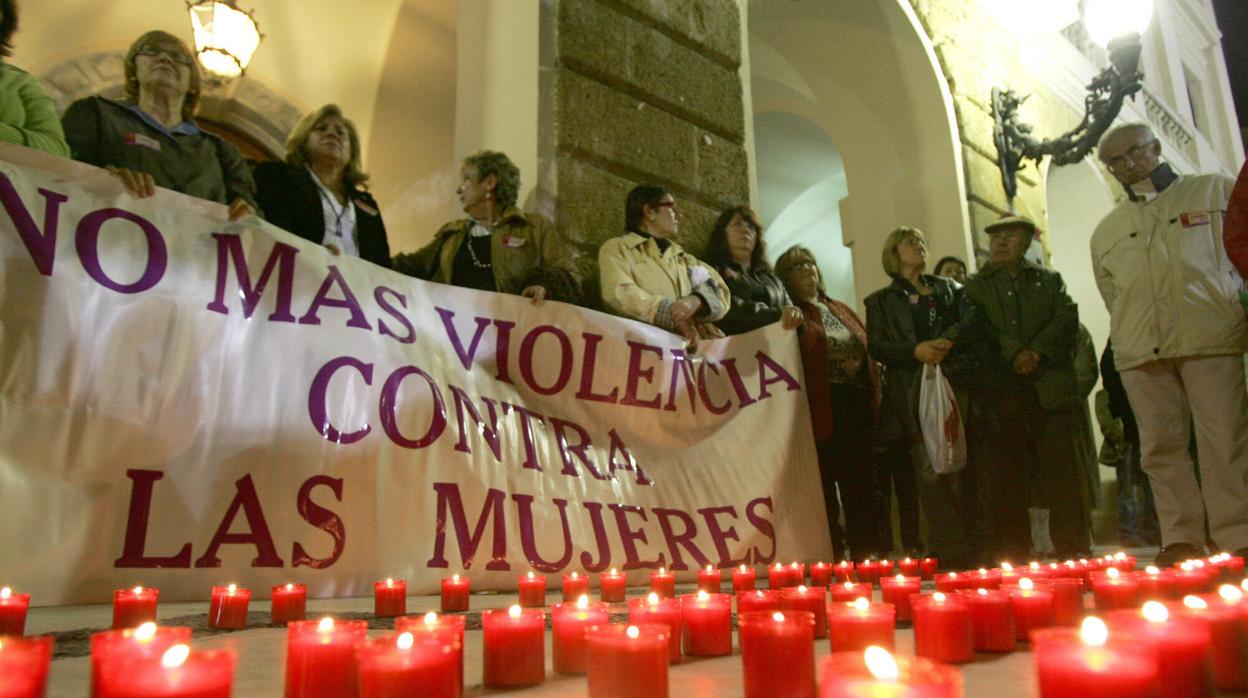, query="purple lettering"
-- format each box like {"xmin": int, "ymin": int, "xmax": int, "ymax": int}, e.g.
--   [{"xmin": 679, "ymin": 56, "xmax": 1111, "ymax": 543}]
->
[
  {"xmin": 426, "ymin": 482, "xmax": 510, "ymax": 570},
  {"xmin": 518, "ymin": 325, "xmax": 573, "ymax": 395},
  {"xmin": 0, "ymin": 173, "xmax": 68, "ymax": 276},
  {"xmin": 194, "ymin": 474, "xmax": 283, "ymax": 568},
  {"xmin": 298, "ymin": 265, "xmax": 371, "ymax": 329},
  {"xmin": 652, "ymin": 507, "xmax": 710, "ymax": 570},
  {"xmin": 513, "ymin": 494, "xmax": 574, "ymax": 572},
  {"xmin": 745, "ymin": 496, "xmax": 777, "ymax": 564},
  {"xmin": 307, "ymin": 356, "xmax": 373, "ymax": 444},
  {"xmin": 76, "ymin": 208, "xmax": 167, "ymax": 293},
  {"xmin": 380, "ymin": 366, "xmax": 447, "ymax": 449},
  {"xmin": 621, "ymin": 341, "xmax": 664, "ymax": 409},
  {"xmin": 697, "ymin": 505, "xmax": 749, "ymax": 568},
  {"xmin": 292, "ymin": 475, "xmax": 346, "ymax": 569},
  {"xmin": 549, "ymin": 416, "xmax": 608, "ymax": 480},
  {"xmin": 206, "ymin": 233, "xmax": 298, "ymax": 321},
  {"xmin": 114, "ymin": 469, "xmax": 192, "ymax": 568},
  {"xmin": 608, "ymin": 504, "xmax": 665, "ymax": 570},
  {"xmin": 756, "ymin": 351, "xmax": 800, "ymax": 400},
  {"xmin": 502, "ymin": 401, "xmax": 546, "ymax": 471},
  {"xmin": 449, "ymin": 384, "xmax": 502, "ymax": 461},
  {"xmin": 374, "ymin": 286, "xmax": 416, "ymax": 344},
  {"xmin": 578, "ymin": 501, "xmax": 613, "ymax": 572}
]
